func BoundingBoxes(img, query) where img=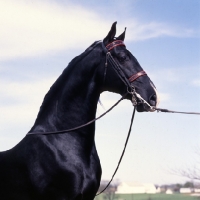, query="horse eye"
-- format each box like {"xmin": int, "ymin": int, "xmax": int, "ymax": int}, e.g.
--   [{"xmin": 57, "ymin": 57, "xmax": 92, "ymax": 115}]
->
[{"xmin": 119, "ymin": 55, "xmax": 127, "ymax": 62}]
